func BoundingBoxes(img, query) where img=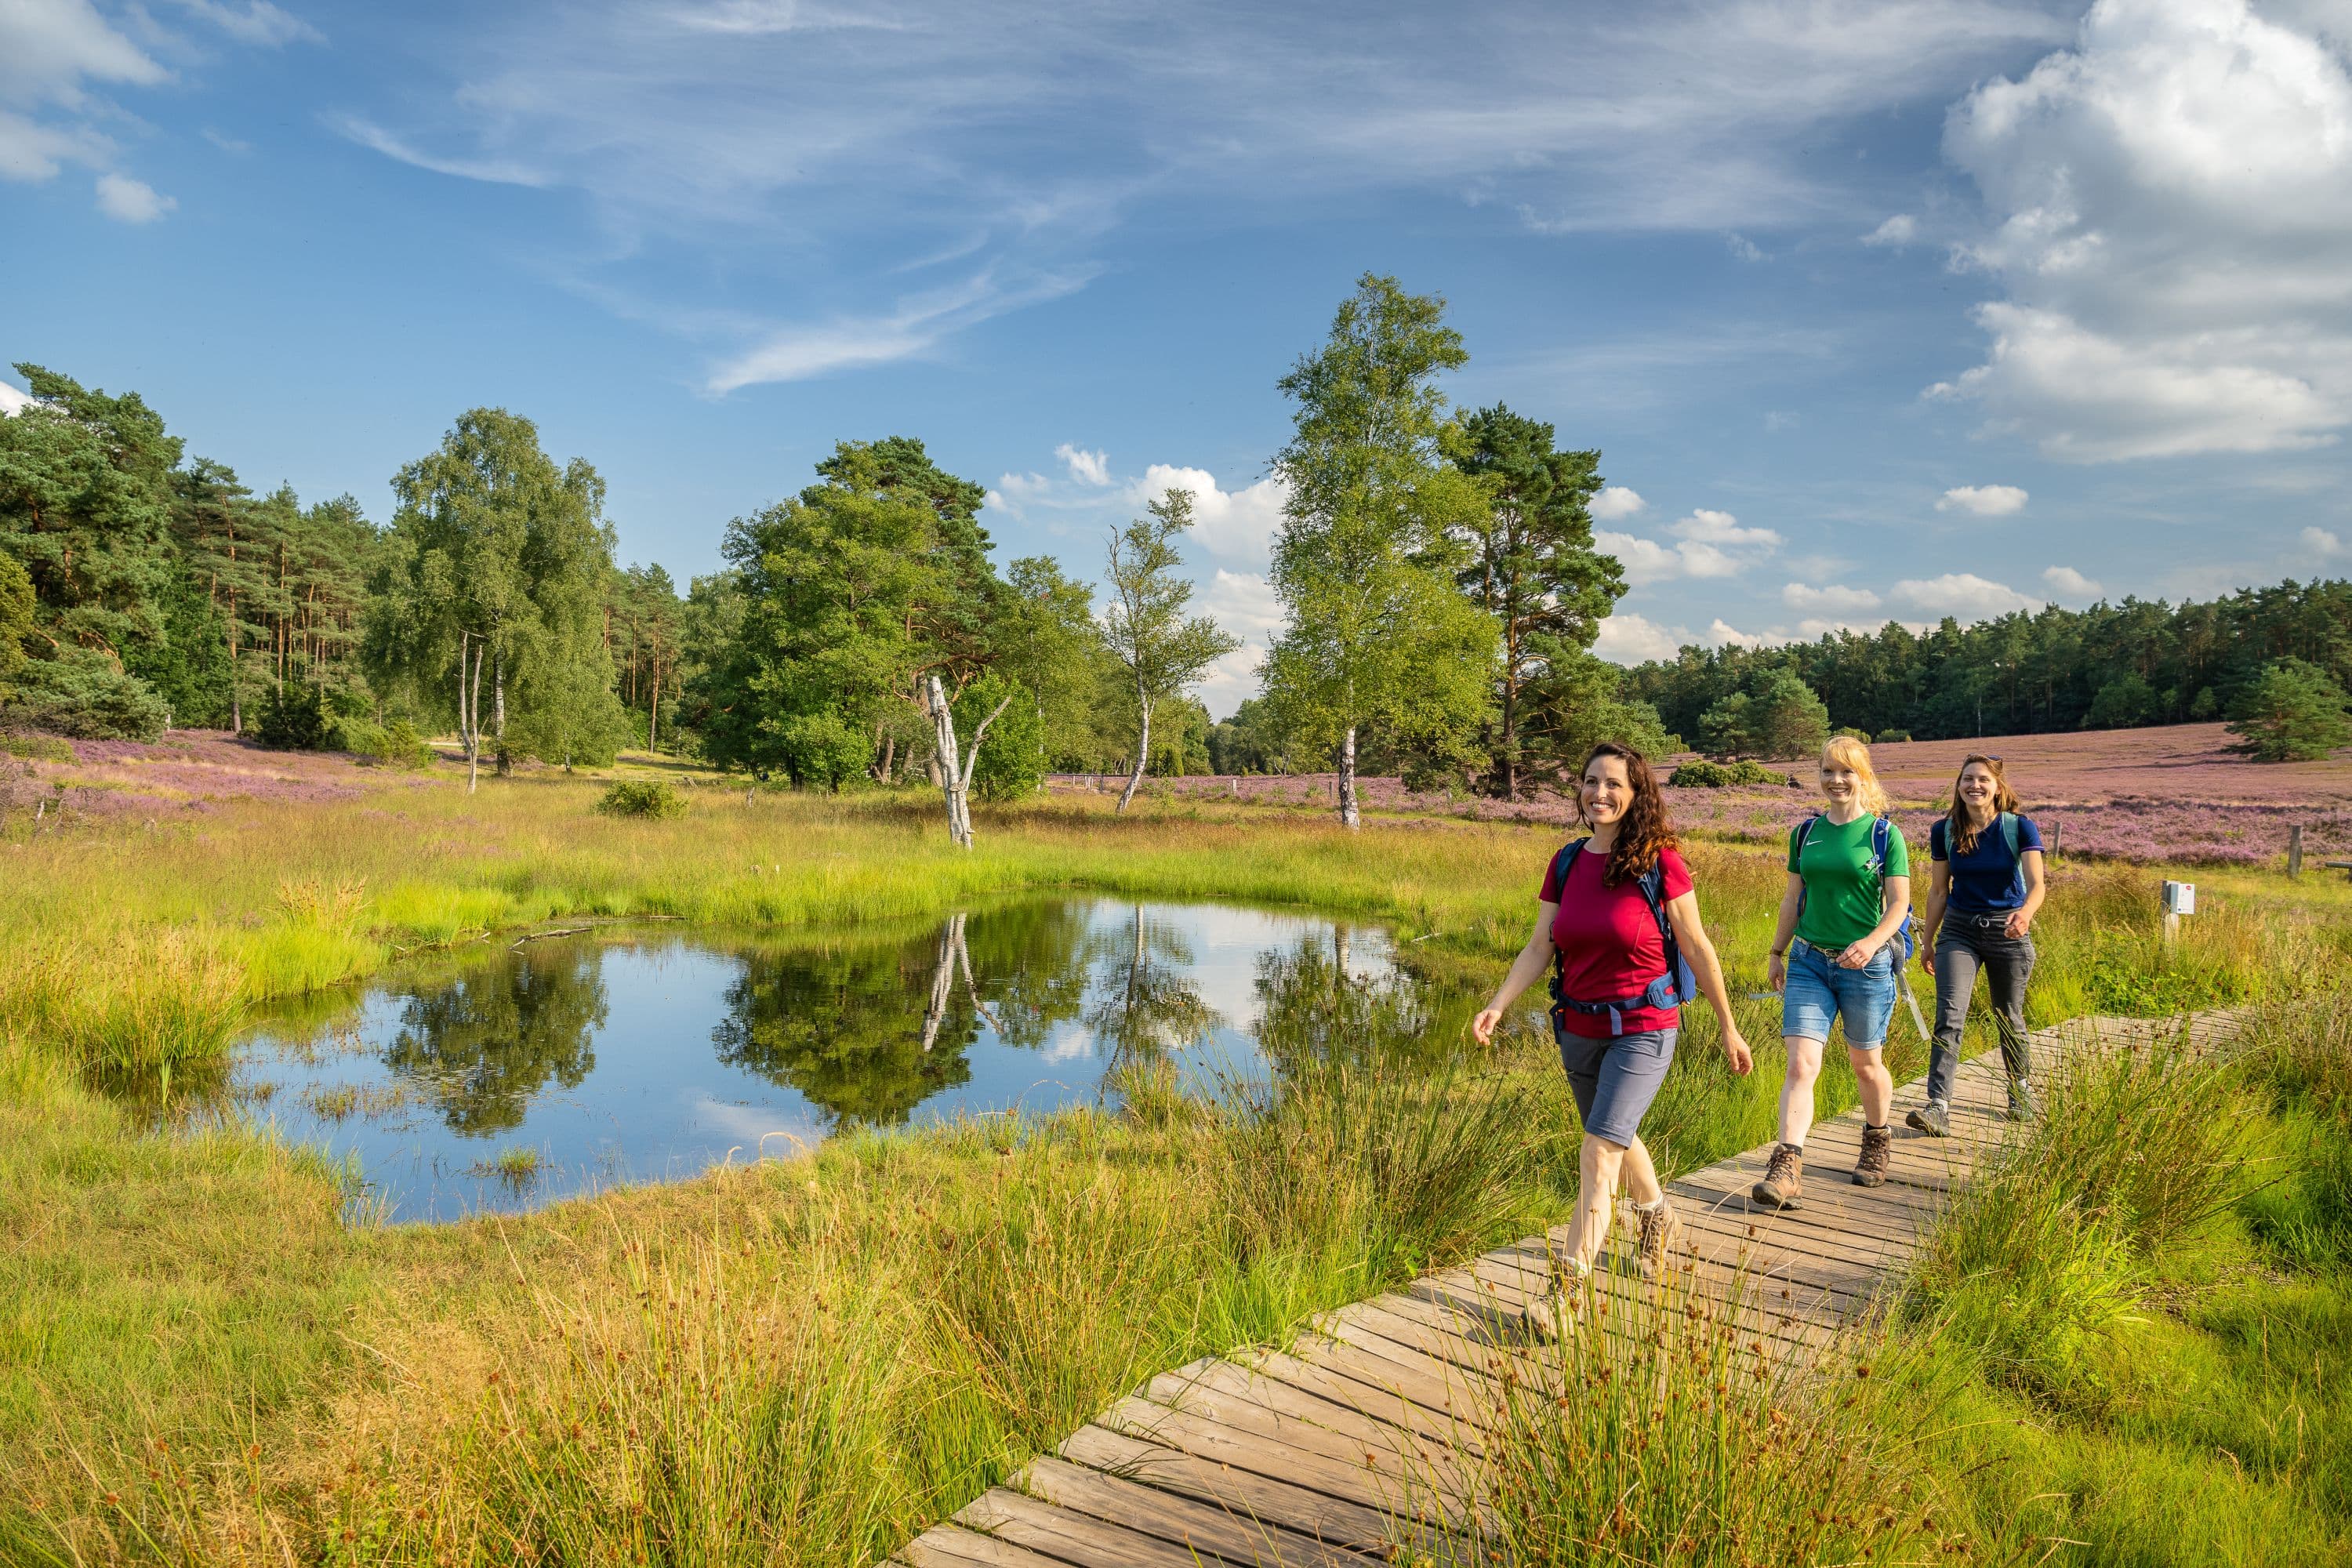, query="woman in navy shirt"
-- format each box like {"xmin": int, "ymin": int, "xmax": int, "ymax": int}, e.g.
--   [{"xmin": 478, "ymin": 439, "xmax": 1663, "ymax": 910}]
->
[{"xmin": 1909, "ymin": 753, "xmax": 2046, "ymax": 1134}]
